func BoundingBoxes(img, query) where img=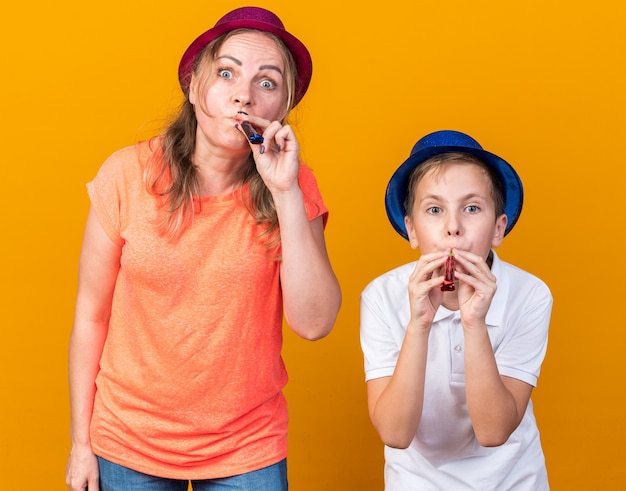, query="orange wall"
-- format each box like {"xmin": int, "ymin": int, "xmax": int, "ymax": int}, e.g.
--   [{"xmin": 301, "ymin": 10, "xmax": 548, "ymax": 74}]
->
[{"xmin": 1, "ymin": 0, "xmax": 624, "ymax": 489}]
